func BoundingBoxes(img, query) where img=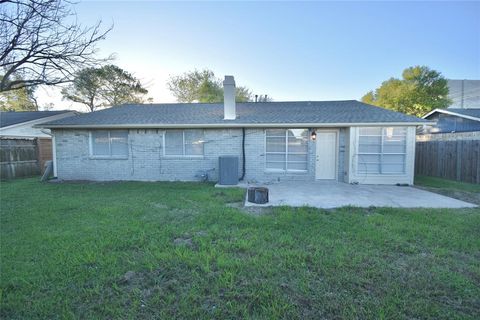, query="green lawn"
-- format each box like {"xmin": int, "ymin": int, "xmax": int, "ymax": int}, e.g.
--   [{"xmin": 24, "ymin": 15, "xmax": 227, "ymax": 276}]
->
[
  {"xmin": 415, "ymin": 175, "xmax": 480, "ymax": 205},
  {"xmin": 1, "ymin": 178, "xmax": 479, "ymax": 319},
  {"xmin": 415, "ymin": 176, "xmax": 480, "ymax": 193}
]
